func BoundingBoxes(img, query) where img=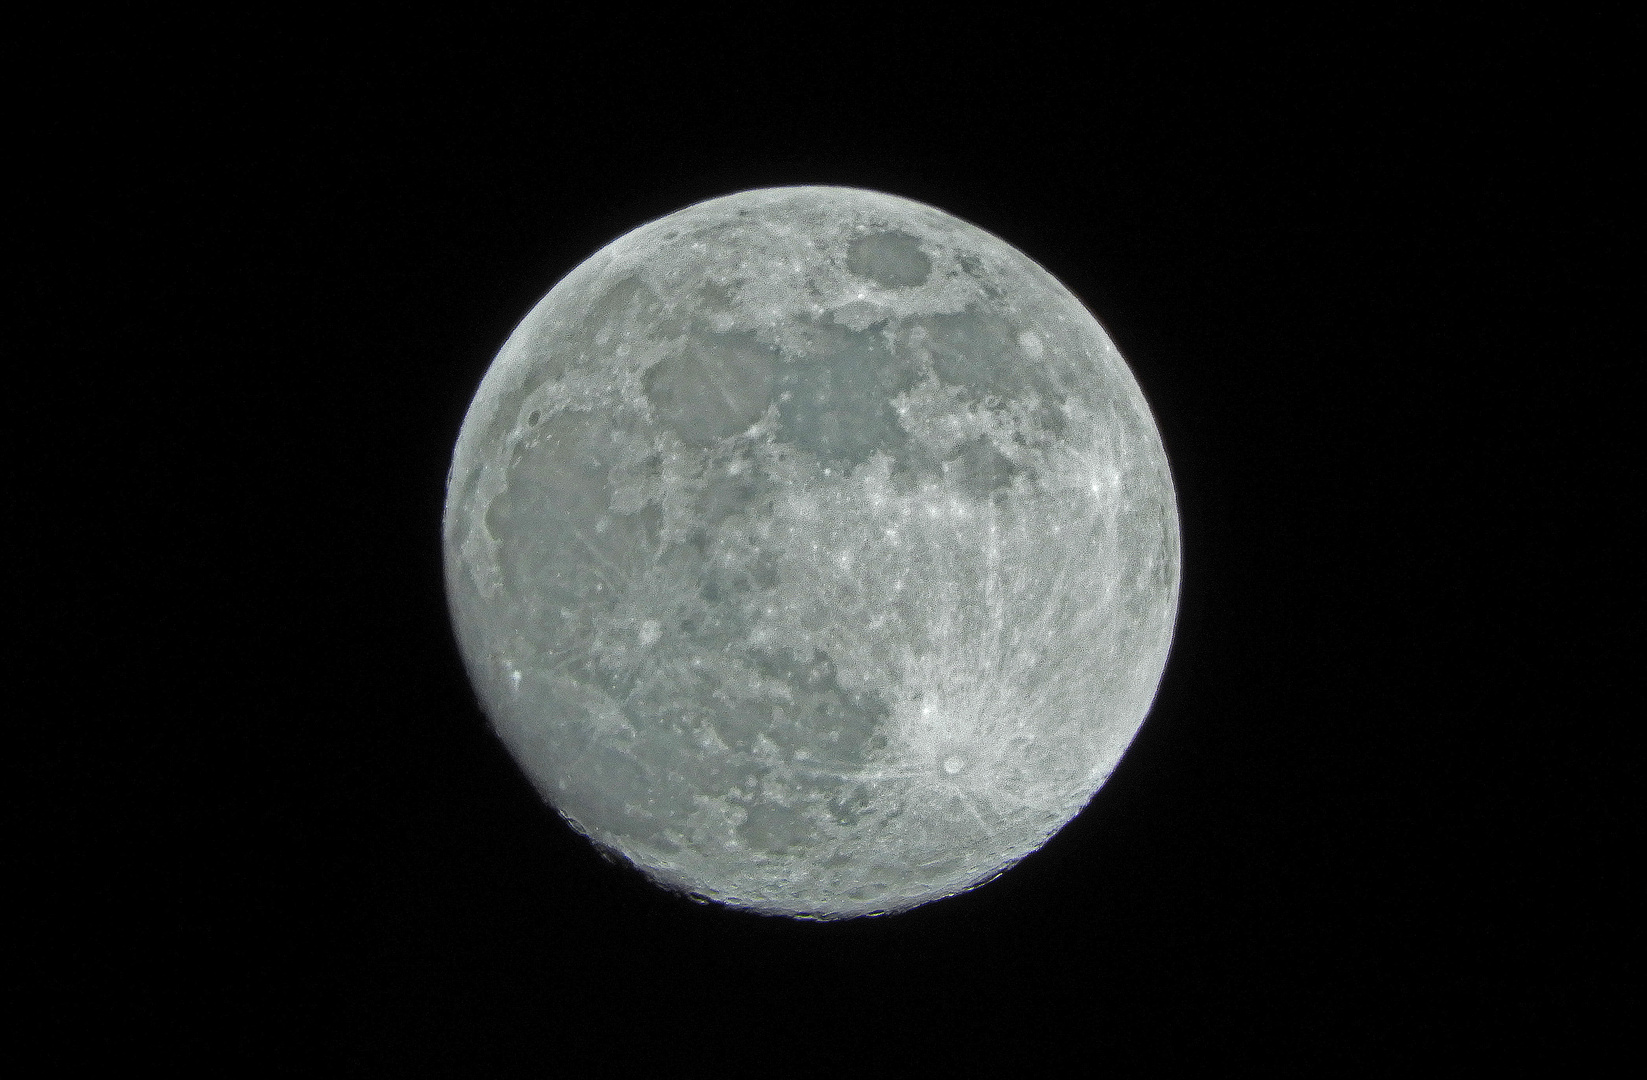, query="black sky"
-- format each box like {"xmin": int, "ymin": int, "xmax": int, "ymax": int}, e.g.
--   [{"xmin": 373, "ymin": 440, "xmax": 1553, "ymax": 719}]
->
[{"xmin": 22, "ymin": 10, "xmax": 1632, "ymax": 1072}]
